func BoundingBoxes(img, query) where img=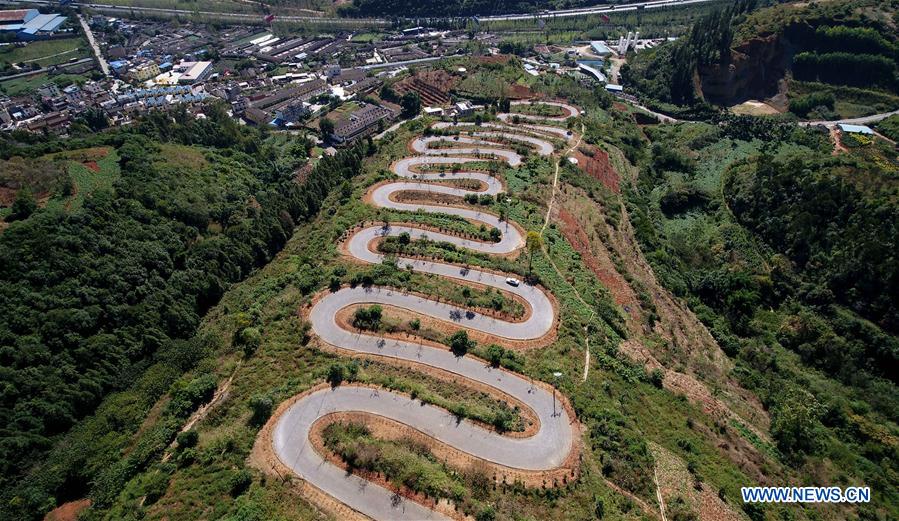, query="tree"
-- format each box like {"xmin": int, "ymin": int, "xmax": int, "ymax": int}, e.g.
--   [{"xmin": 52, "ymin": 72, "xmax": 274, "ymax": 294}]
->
[
  {"xmin": 327, "ymin": 362, "xmax": 346, "ymax": 386},
  {"xmin": 248, "ymin": 394, "xmax": 273, "ymax": 426},
  {"xmin": 352, "ymin": 305, "xmax": 382, "ymax": 330},
  {"xmin": 485, "ymin": 344, "xmax": 504, "ymax": 367},
  {"xmin": 81, "ymin": 108, "xmax": 109, "ymax": 132},
  {"xmin": 525, "ymin": 231, "xmax": 543, "ymax": 276},
  {"xmin": 400, "ymin": 91, "xmax": 421, "ymax": 119},
  {"xmin": 319, "ymin": 117, "xmax": 335, "ymax": 137},
  {"xmin": 770, "ymin": 388, "xmax": 824, "ymax": 460},
  {"xmin": 448, "ymin": 330, "xmax": 473, "ymax": 356},
  {"xmin": 379, "ymin": 84, "xmax": 397, "ymax": 101},
  {"xmin": 8, "ymin": 188, "xmax": 37, "ymax": 221}
]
